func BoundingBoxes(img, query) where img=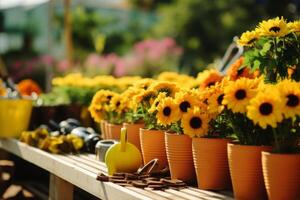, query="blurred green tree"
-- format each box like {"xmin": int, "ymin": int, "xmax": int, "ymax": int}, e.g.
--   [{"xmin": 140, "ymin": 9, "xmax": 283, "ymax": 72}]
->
[{"xmin": 145, "ymin": 0, "xmax": 299, "ymax": 74}]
